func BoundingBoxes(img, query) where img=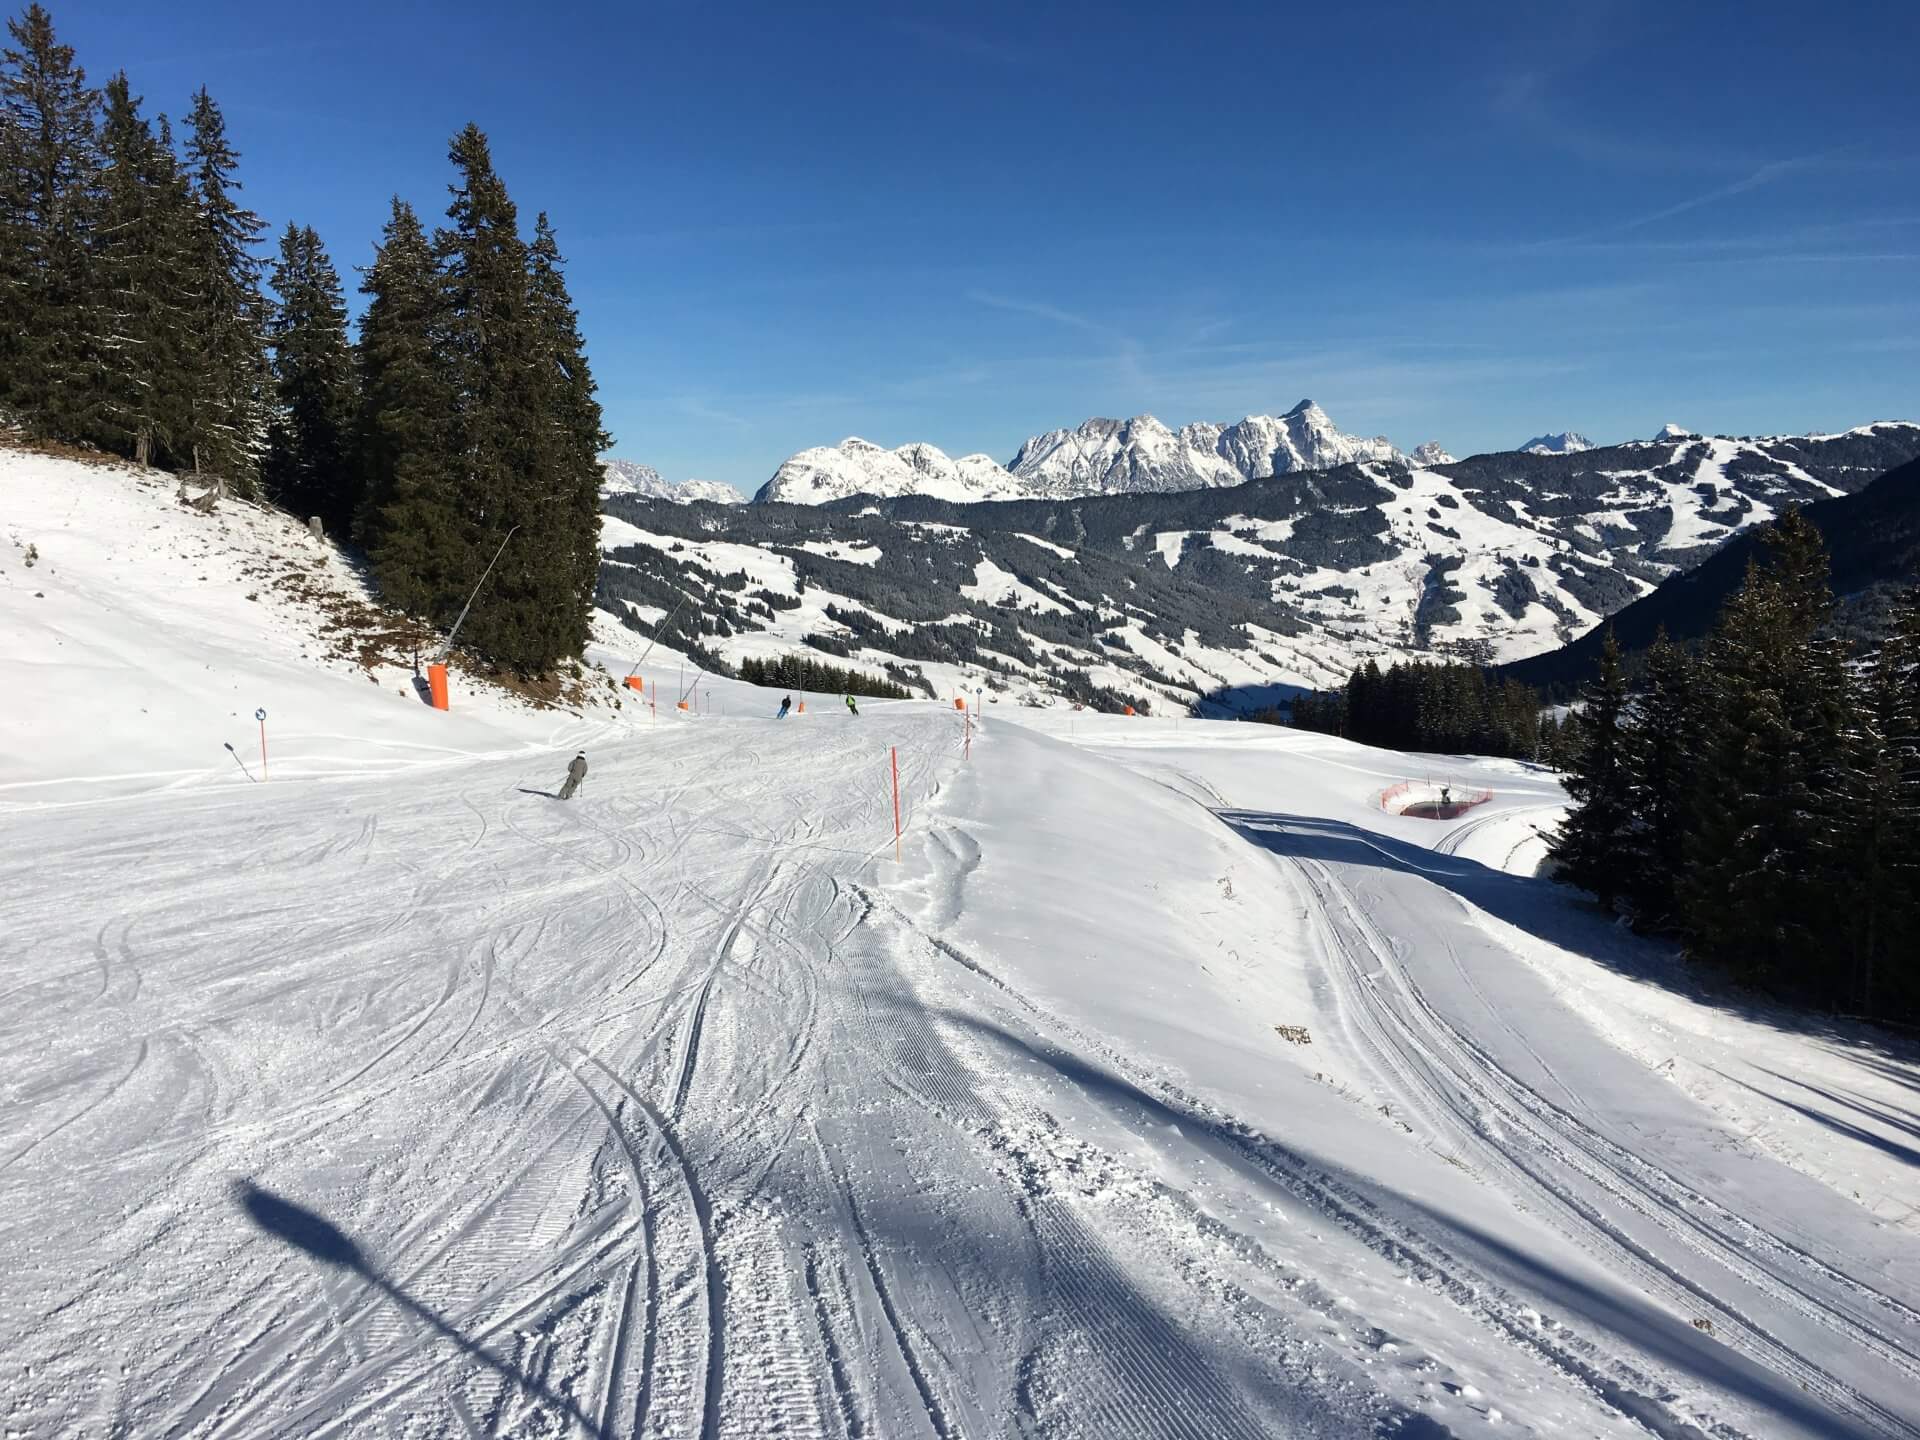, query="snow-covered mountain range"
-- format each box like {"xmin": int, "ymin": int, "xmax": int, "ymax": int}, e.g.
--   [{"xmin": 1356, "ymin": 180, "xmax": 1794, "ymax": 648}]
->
[
  {"xmin": 1521, "ymin": 431, "xmax": 1594, "ymax": 455},
  {"xmin": 1002, "ymin": 400, "xmax": 1407, "ymax": 498},
  {"xmin": 754, "ymin": 400, "xmax": 1426, "ymax": 506},
  {"xmin": 601, "ymin": 421, "xmax": 1920, "ymax": 711},
  {"xmin": 749, "ymin": 438, "xmax": 1018, "ymax": 506},
  {"xmin": 600, "ymin": 459, "xmax": 743, "ymax": 506}
]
